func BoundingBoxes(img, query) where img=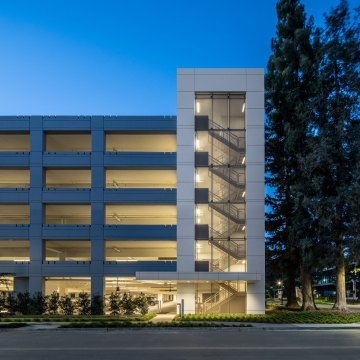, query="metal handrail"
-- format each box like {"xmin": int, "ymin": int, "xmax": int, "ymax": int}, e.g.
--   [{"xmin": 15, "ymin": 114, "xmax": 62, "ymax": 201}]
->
[{"xmin": 209, "ymin": 120, "xmax": 245, "ymax": 149}]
